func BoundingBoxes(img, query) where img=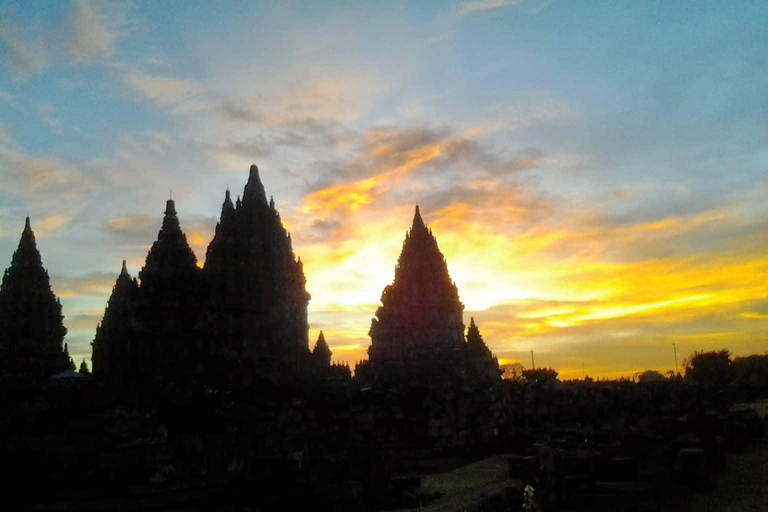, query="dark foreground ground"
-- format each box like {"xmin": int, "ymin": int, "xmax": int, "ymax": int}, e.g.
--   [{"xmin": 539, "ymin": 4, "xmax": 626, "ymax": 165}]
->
[
  {"xmin": 660, "ymin": 400, "xmax": 768, "ymax": 512},
  {"xmin": 391, "ymin": 400, "xmax": 768, "ymax": 511}
]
